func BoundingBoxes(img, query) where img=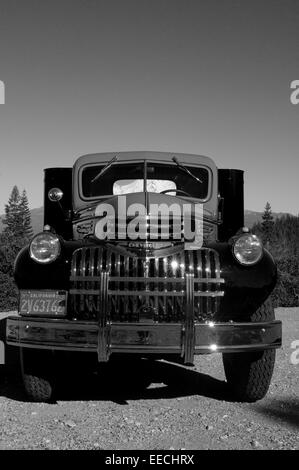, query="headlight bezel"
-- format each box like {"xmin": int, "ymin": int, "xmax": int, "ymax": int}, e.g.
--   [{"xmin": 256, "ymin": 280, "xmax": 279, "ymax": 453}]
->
[
  {"xmin": 232, "ymin": 233, "xmax": 263, "ymax": 266},
  {"xmin": 29, "ymin": 231, "xmax": 61, "ymax": 264}
]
